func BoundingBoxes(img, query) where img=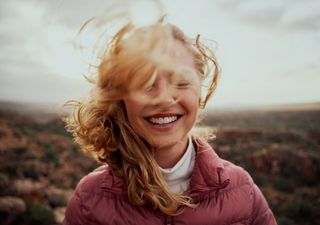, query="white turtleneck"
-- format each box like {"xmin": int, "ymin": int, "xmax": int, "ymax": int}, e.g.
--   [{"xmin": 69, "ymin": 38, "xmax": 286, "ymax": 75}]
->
[{"xmin": 159, "ymin": 136, "xmax": 196, "ymax": 194}]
